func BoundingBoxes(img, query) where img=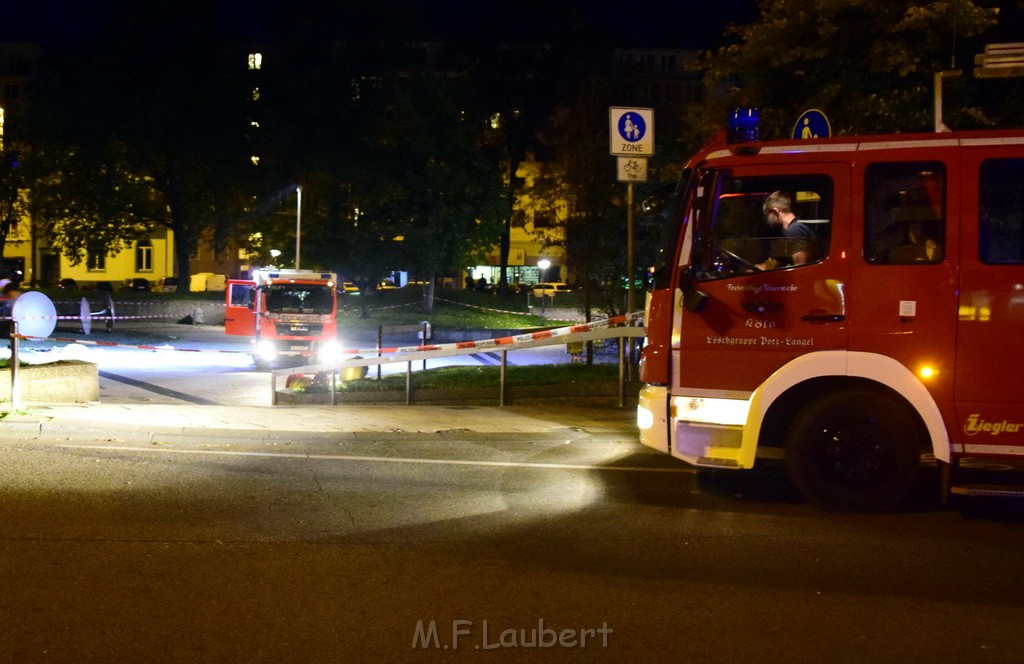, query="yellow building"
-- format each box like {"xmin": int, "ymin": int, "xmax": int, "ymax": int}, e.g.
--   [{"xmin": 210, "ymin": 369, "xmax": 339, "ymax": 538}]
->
[
  {"xmin": 3, "ymin": 217, "xmax": 242, "ymax": 291},
  {"xmin": 0, "ymin": 215, "xmax": 174, "ymax": 289},
  {"xmin": 468, "ymin": 153, "xmax": 567, "ymax": 290}
]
